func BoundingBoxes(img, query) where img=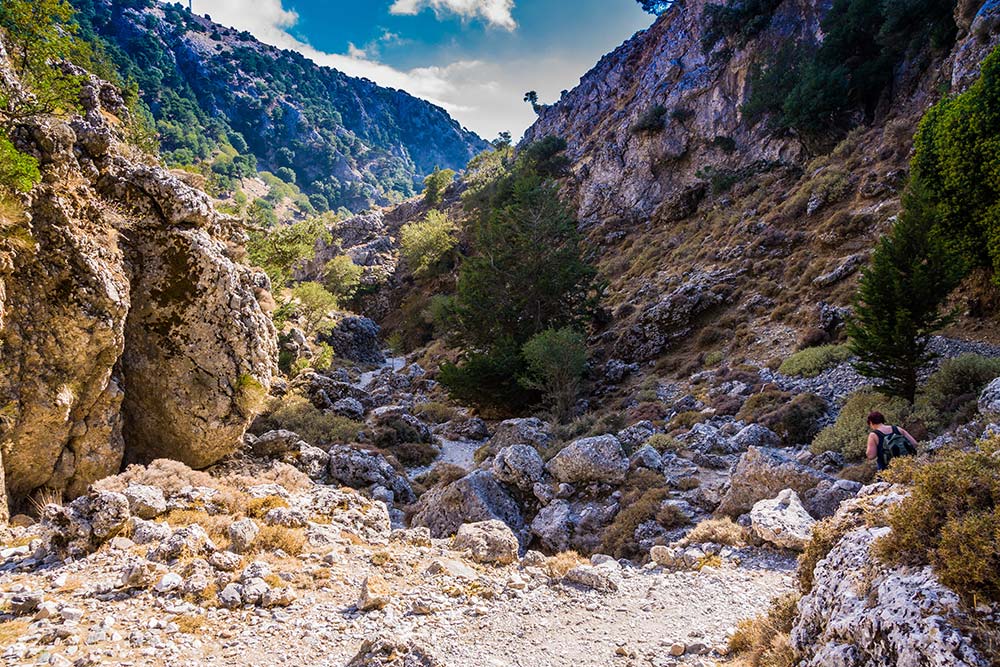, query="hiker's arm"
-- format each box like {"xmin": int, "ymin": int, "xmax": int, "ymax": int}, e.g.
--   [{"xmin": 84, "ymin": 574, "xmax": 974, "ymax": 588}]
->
[
  {"xmin": 866, "ymin": 433, "xmax": 878, "ymax": 460},
  {"xmin": 899, "ymin": 427, "xmax": 919, "ymax": 446}
]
